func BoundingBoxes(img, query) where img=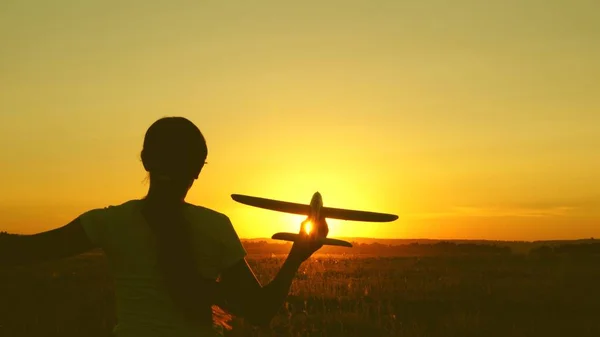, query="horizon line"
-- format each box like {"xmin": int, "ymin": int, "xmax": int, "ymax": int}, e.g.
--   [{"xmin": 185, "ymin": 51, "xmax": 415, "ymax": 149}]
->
[{"xmin": 240, "ymin": 236, "xmax": 598, "ymax": 243}]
